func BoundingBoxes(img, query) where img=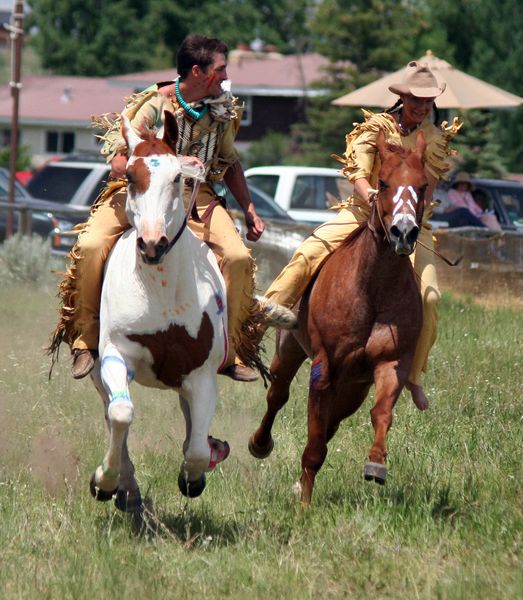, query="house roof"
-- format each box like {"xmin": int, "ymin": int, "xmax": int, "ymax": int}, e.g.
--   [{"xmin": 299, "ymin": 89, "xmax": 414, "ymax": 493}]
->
[
  {"xmin": 0, "ymin": 52, "xmax": 336, "ymax": 126},
  {"xmin": 112, "ymin": 52, "xmax": 334, "ymax": 97}
]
